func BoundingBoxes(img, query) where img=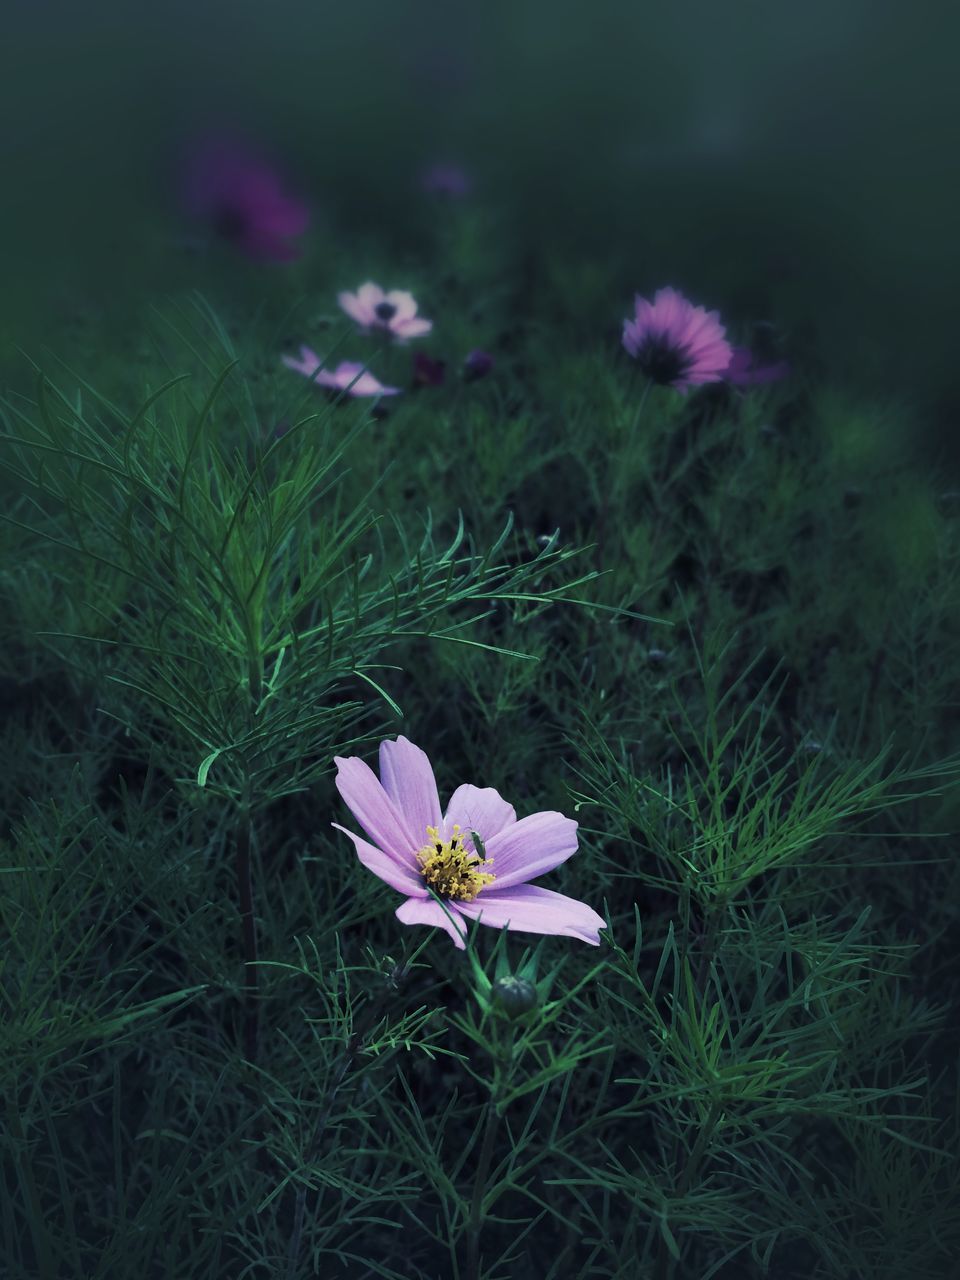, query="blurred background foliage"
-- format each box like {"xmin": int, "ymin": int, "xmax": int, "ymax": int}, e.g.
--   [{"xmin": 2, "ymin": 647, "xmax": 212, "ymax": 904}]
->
[{"xmin": 2, "ymin": 0, "xmax": 959, "ymax": 463}]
